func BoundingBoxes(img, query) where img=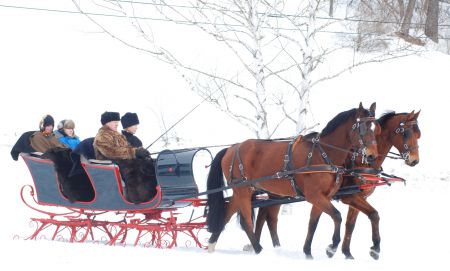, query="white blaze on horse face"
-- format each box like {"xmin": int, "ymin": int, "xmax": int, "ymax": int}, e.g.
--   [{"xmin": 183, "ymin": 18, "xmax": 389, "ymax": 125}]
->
[{"xmin": 370, "ymin": 122, "xmax": 376, "ymax": 132}]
